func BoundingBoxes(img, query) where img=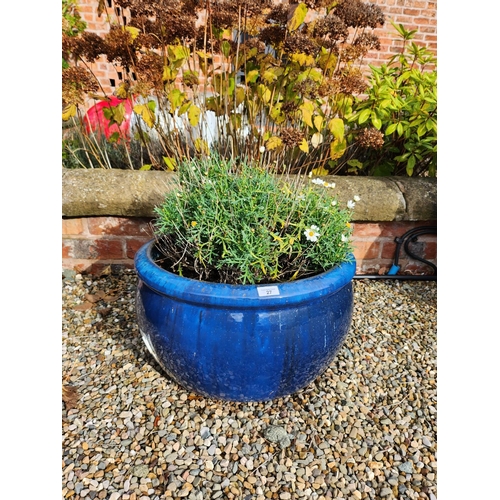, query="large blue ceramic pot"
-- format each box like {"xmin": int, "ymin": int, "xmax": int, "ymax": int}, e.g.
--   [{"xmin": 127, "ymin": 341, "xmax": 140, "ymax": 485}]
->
[{"xmin": 135, "ymin": 240, "xmax": 356, "ymax": 402}]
